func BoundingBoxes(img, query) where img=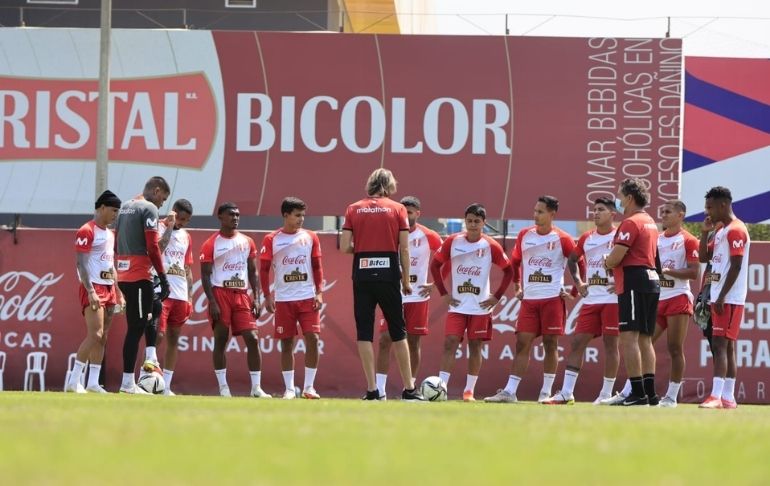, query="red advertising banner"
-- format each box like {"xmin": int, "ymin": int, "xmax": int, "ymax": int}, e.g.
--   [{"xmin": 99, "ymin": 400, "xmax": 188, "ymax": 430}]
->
[{"xmin": 1, "ymin": 228, "xmax": 767, "ymax": 403}]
